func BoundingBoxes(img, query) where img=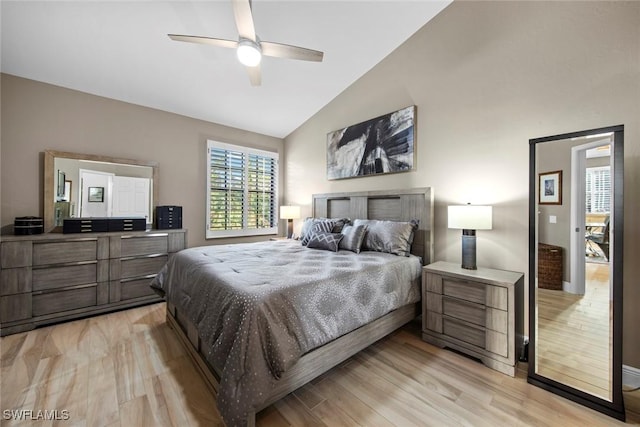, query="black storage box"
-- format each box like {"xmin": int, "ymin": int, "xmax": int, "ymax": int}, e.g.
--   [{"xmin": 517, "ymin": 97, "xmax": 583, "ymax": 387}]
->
[
  {"xmin": 156, "ymin": 206, "xmax": 182, "ymax": 229},
  {"xmin": 63, "ymin": 217, "xmax": 147, "ymax": 233},
  {"xmin": 63, "ymin": 218, "xmax": 109, "ymax": 233},
  {"xmin": 14, "ymin": 216, "xmax": 44, "ymax": 235},
  {"xmin": 108, "ymin": 217, "xmax": 146, "ymax": 232}
]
